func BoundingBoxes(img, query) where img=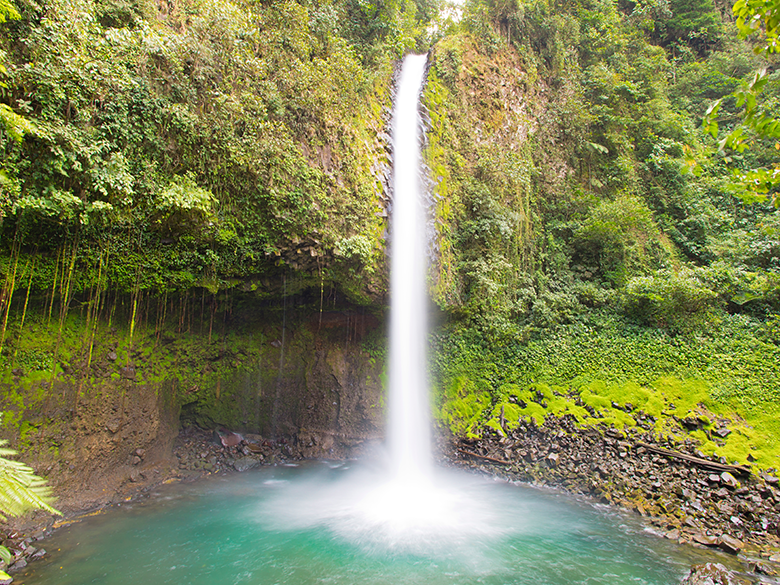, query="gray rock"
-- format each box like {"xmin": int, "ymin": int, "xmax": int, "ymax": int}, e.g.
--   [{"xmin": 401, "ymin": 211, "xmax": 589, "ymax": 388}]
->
[
  {"xmin": 680, "ymin": 563, "xmax": 741, "ymax": 585},
  {"xmin": 232, "ymin": 457, "xmax": 259, "ymax": 472},
  {"xmin": 8, "ymin": 558, "xmax": 27, "ymax": 572},
  {"xmin": 692, "ymin": 533, "xmax": 719, "ymax": 547},
  {"xmin": 717, "ymin": 534, "xmax": 743, "ymax": 555},
  {"xmin": 720, "ymin": 472, "xmax": 739, "ymax": 489}
]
